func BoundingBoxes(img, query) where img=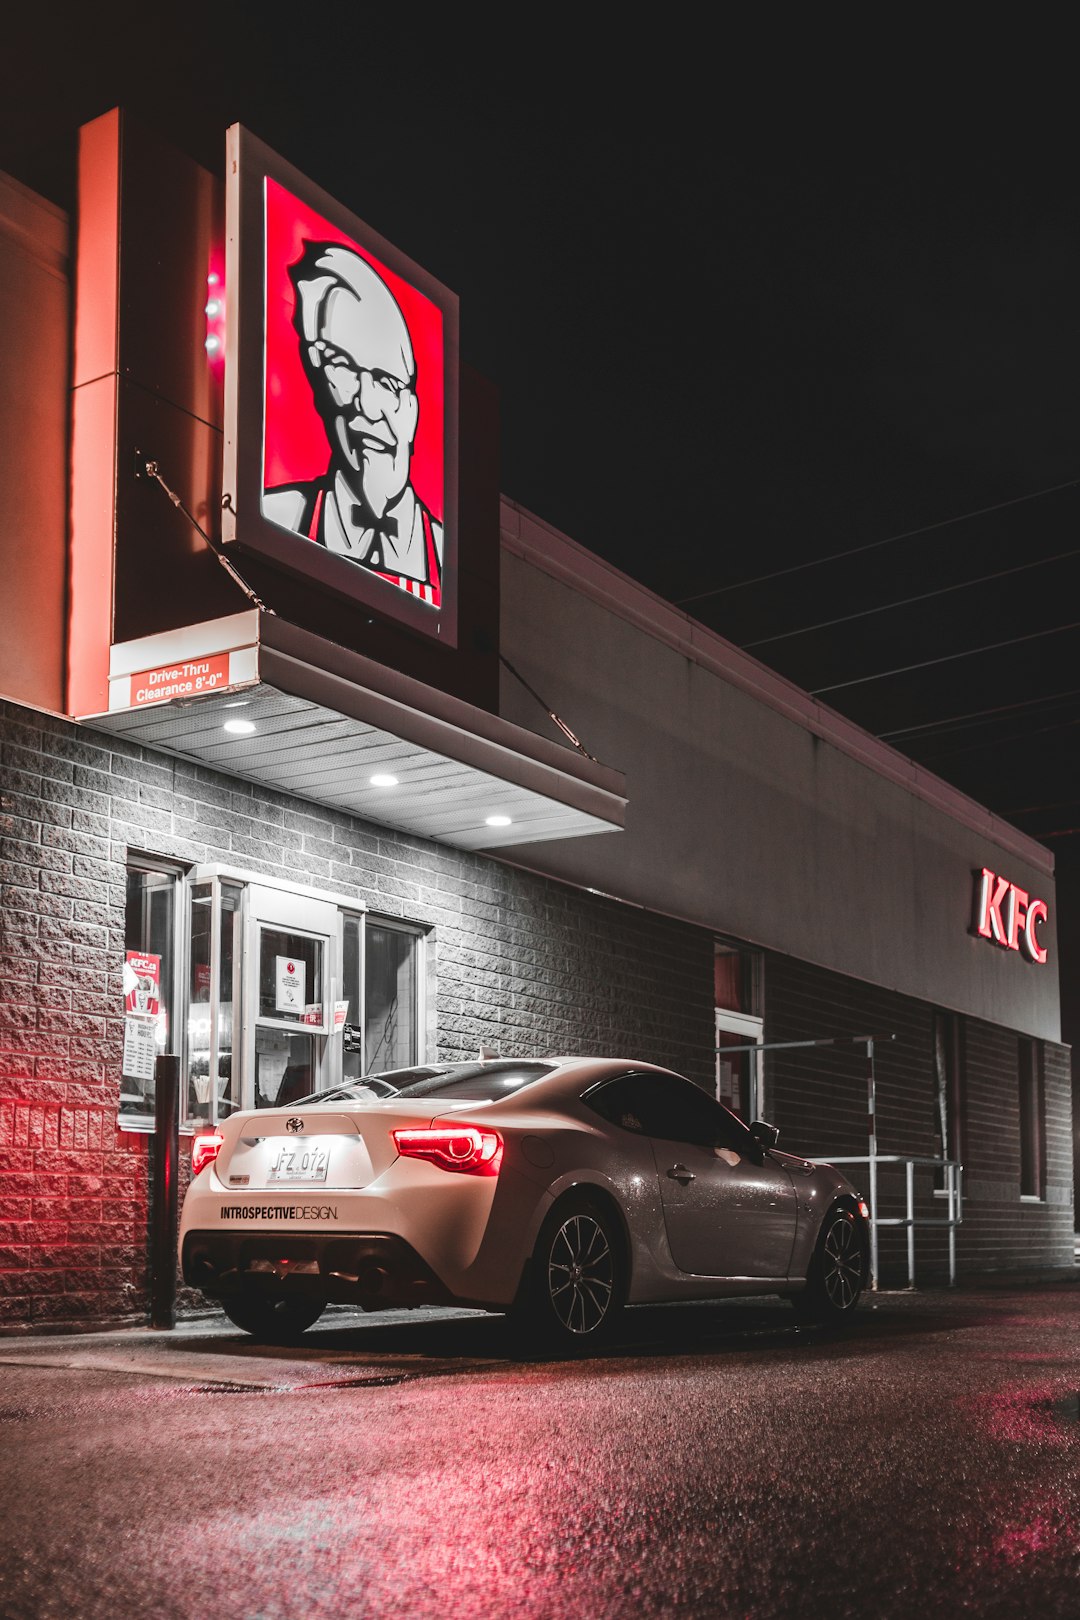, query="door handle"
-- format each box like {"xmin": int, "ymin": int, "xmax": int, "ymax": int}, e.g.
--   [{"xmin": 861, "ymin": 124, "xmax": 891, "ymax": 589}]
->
[{"xmin": 667, "ymin": 1165, "xmax": 695, "ymax": 1185}]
